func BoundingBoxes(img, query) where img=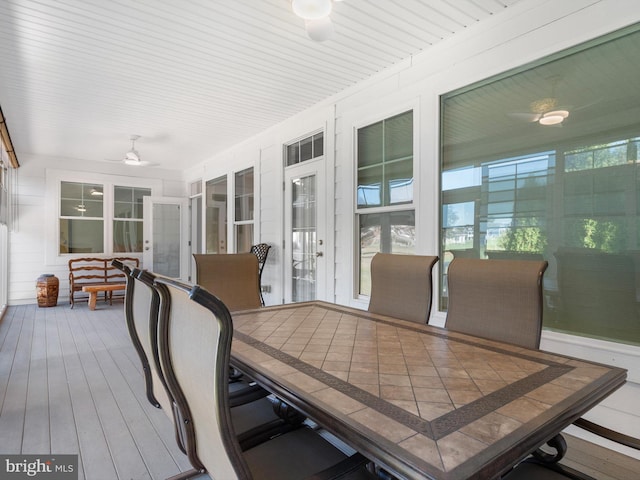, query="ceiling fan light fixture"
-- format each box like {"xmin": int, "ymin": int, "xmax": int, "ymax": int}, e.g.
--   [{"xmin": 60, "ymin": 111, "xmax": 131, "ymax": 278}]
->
[
  {"xmin": 547, "ymin": 109, "xmax": 569, "ymax": 119},
  {"xmin": 124, "ymin": 150, "xmax": 140, "ymax": 161},
  {"xmin": 90, "ymin": 188, "xmax": 103, "ymax": 196},
  {"xmin": 123, "ymin": 157, "xmax": 143, "ymax": 166},
  {"xmin": 305, "ymin": 16, "xmax": 334, "ymax": 41},
  {"xmin": 292, "ymin": 0, "xmax": 332, "ymax": 20},
  {"xmin": 122, "ymin": 134, "xmax": 145, "ymax": 165},
  {"xmin": 539, "ymin": 109, "xmax": 569, "ymax": 126}
]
